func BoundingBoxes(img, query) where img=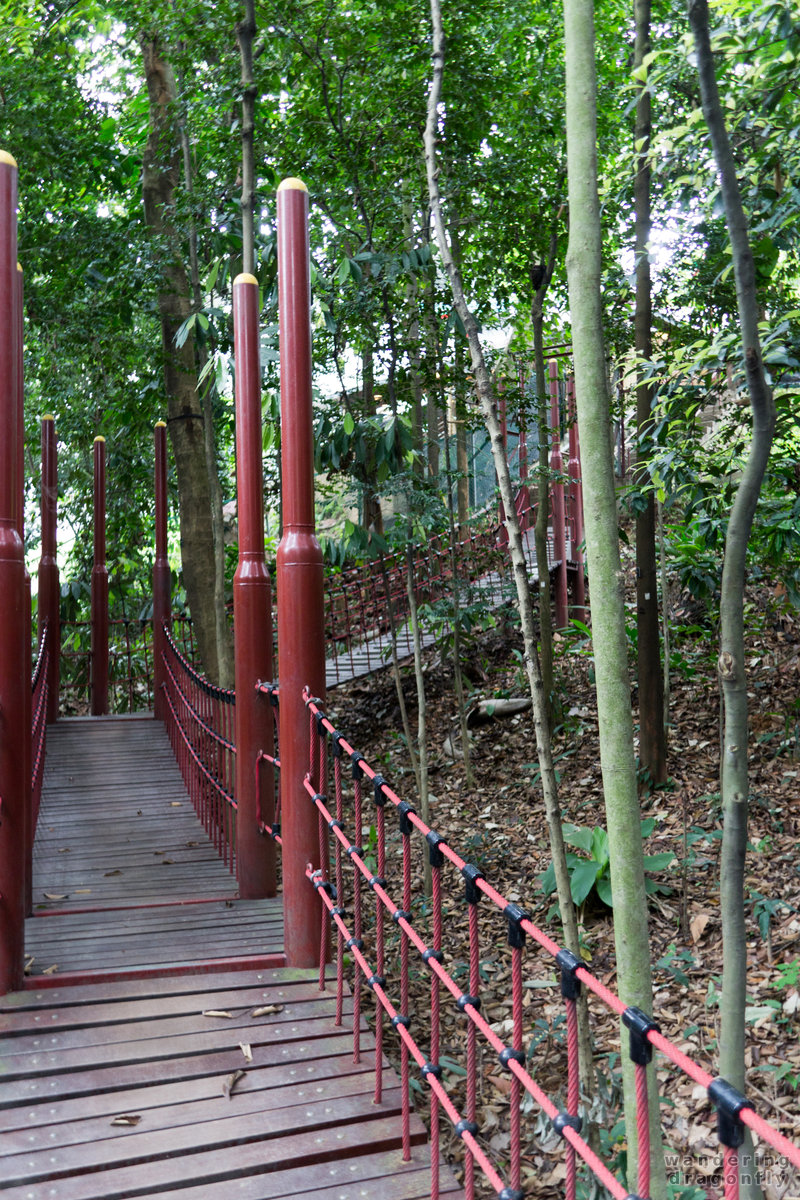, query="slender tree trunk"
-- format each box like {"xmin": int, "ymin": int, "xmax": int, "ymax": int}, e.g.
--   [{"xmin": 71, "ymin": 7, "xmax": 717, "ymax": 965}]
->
[
  {"xmin": 531, "ymin": 231, "xmax": 559, "ymax": 713},
  {"xmin": 689, "ymin": 5, "xmax": 776, "ymax": 1196},
  {"xmin": 236, "ymin": 0, "xmax": 257, "ymax": 277},
  {"xmin": 177, "ymin": 77, "xmax": 233, "ymax": 688},
  {"xmin": 141, "ymin": 35, "xmax": 224, "ymax": 684},
  {"xmin": 634, "ymin": 0, "xmax": 666, "ymax": 785},
  {"xmin": 425, "ymin": 0, "xmax": 595, "ymax": 1097},
  {"xmin": 561, "ymin": 2, "xmax": 664, "ymax": 1192}
]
